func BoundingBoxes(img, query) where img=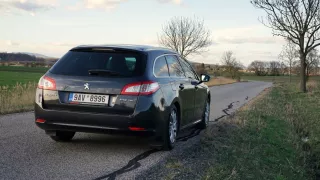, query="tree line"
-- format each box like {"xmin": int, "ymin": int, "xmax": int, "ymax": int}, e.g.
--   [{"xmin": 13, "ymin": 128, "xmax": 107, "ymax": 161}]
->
[
  {"xmin": 159, "ymin": 0, "xmax": 320, "ymax": 92},
  {"xmin": 248, "ymin": 39, "xmax": 320, "ymax": 82},
  {"xmin": 251, "ymin": 0, "xmax": 320, "ymax": 92},
  {"xmin": 193, "ymin": 51, "xmax": 244, "ymax": 81},
  {"xmin": 1, "ymin": 52, "xmax": 41, "ymax": 62},
  {"xmin": 0, "ymin": 52, "xmax": 58, "ymax": 67}
]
